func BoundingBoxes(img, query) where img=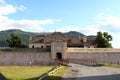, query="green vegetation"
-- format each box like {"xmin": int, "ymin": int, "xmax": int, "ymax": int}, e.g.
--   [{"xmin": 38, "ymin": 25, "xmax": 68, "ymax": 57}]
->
[
  {"xmin": 99, "ymin": 63, "xmax": 120, "ymax": 68},
  {"xmin": 6, "ymin": 33, "xmax": 26, "ymax": 48},
  {"xmin": 0, "ymin": 29, "xmax": 36, "ymax": 47},
  {"xmin": 95, "ymin": 31, "xmax": 112, "ymax": 48},
  {"xmin": 0, "ymin": 48, "xmax": 51, "ymax": 52},
  {"xmin": 43, "ymin": 66, "xmax": 68, "ymax": 80},
  {"xmin": 0, "ymin": 66, "xmax": 53, "ymax": 80},
  {"xmin": 64, "ymin": 31, "xmax": 85, "ymax": 38}
]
